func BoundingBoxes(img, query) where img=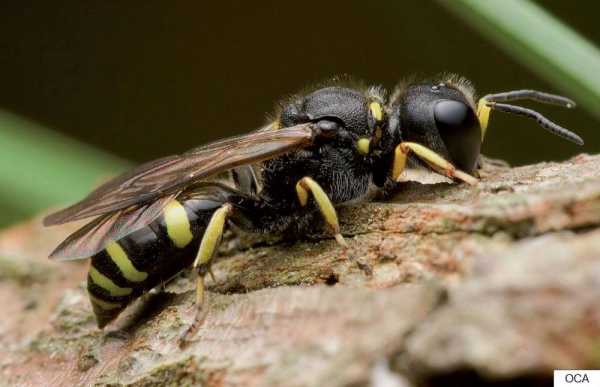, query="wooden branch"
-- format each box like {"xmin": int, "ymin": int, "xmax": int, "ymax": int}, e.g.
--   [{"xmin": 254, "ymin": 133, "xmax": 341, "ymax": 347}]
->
[{"xmin": 2, "ymin": 154, "xmax": 600, "ymax": 386}]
